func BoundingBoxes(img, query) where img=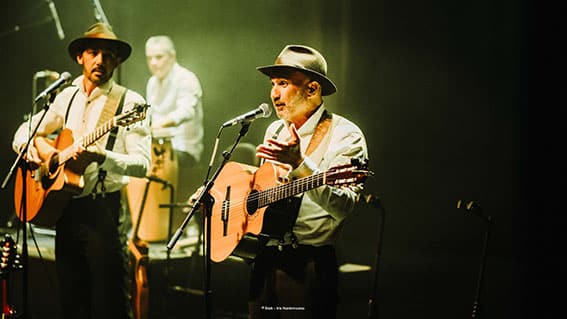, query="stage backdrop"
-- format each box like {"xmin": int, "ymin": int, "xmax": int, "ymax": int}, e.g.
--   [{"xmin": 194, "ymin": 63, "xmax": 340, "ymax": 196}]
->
[{"xmin": 0, "ymin": 1, "xmax": 529, "ymax": 318}]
